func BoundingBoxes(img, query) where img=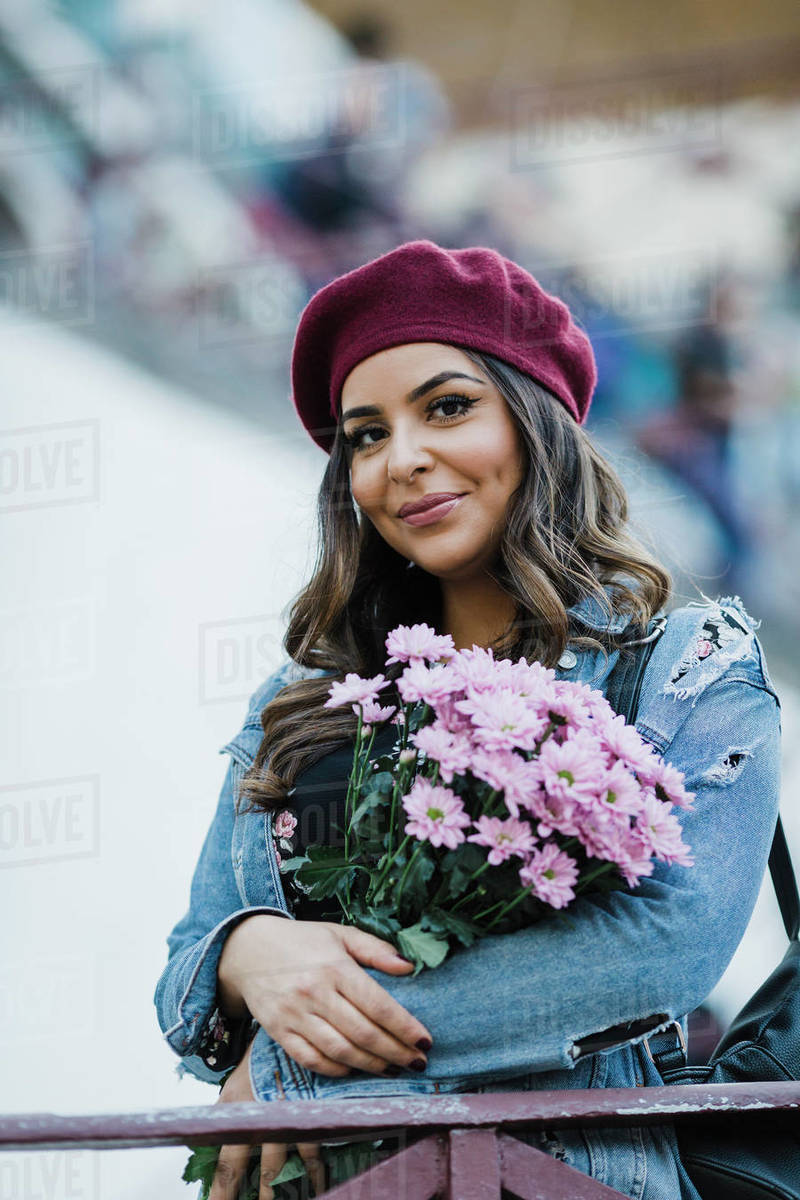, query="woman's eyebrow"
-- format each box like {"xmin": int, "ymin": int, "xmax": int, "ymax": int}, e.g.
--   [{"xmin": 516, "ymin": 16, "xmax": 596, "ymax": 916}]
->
[{"xmin": 340, "ymin": 371, "xmax": 485, "ymax": 424}]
